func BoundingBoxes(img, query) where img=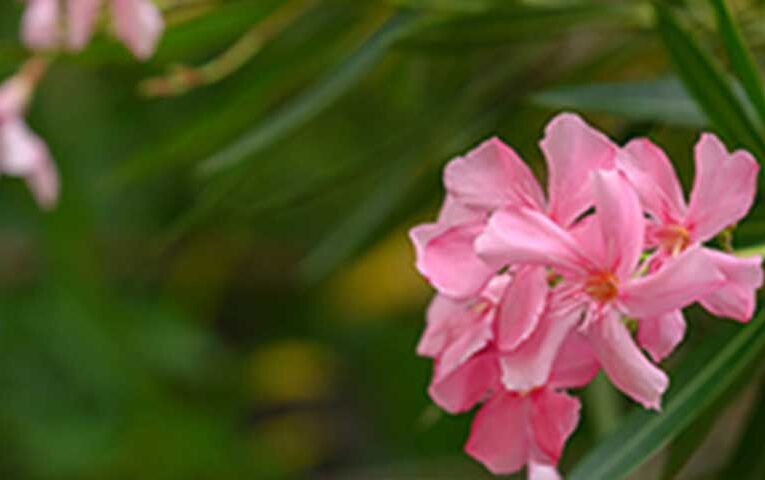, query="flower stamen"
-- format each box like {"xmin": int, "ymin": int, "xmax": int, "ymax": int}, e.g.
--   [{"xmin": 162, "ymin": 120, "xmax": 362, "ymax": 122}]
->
[
  {"xmin": 584, "ymin": 272, "xmax": 619, "ymax": 303},
  {"xmin": 656, "ymin": 224, "xmax": 691, "ymax": 255}
]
